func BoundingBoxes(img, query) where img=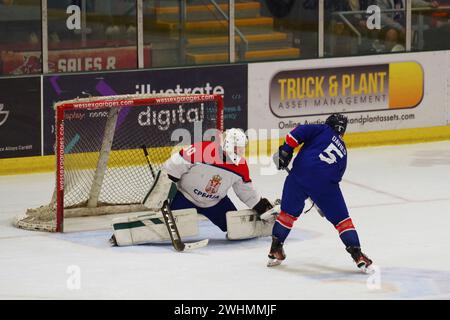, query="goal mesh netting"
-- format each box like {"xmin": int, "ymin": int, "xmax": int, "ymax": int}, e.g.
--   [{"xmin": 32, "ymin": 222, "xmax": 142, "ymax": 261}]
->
[{"xmin": 15, "ymin": 94, "xmax": 223, "ymax": 232}]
